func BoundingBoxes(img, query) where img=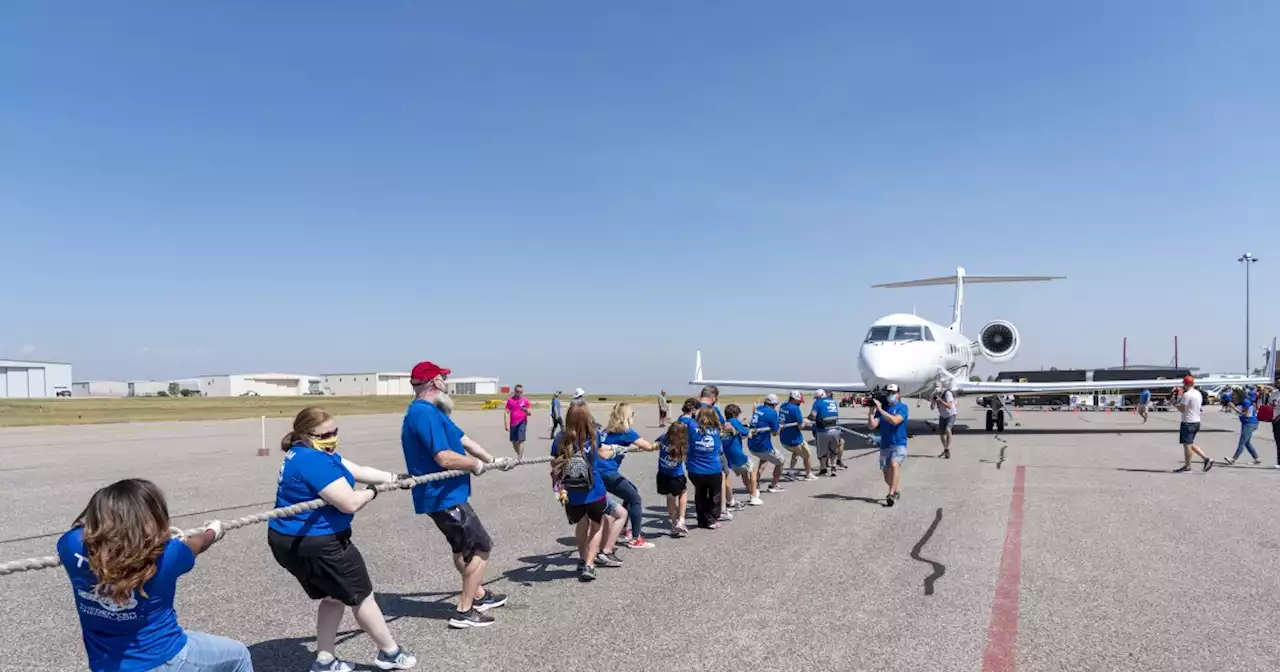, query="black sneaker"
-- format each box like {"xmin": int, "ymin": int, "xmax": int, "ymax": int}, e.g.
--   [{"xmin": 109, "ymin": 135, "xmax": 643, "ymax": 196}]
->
[
  {"xmin": 1173, "ymin": 465, "xmax": 1191, "ymax": 473},
  {"xmin": 1222, "ymin": 457, "xmax": 1236, "ymax": 465},
  {"xmin": 578, "ymin": 565, "xmax": 597, "ymax": 582},
  {"xmin": 595, "ymin": 552, "xmax": 623, "ymax": 568},
  {"xmin": 837, "ymin": 461, "xmax": 847, "ymax": 470},
  {"xmin": 1202, "ymin": 458, "xmax": 1214, "ymax": 472},
  {"xmin": 942, "ymin": 449, "xmax": 951, "ymax": 459},
  {"xmin": 448, "ymin": 608, "xmax": 495, "ymax": 629},
  {"xmin": 474, "ymin": 590, "xmax": 508, "ymax": 612},
  {"xmin": 818, "ymin": 468, "xmax": 829, "ymax": 476},
  {"xmin": 885, "ymin": 493, "xmax": 895, "ymax": 507}
]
